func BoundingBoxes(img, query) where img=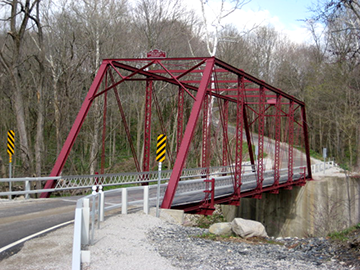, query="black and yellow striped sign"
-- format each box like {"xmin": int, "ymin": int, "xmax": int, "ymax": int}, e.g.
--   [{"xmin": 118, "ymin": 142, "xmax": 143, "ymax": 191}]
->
[
  {"xmin": 7, "ymin": 130, "xmax": 15, "ymax": 158},
  {"xmin": 156, "ymin": 134, "xmax": 166, "ymax": 162}
]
